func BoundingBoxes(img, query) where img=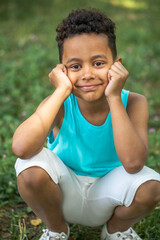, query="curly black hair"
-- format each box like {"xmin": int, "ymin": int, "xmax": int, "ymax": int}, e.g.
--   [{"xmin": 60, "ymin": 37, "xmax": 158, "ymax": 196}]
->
[{"xmin": 56, "ymin": 8, "xmax": 117, "ymax": 62}]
